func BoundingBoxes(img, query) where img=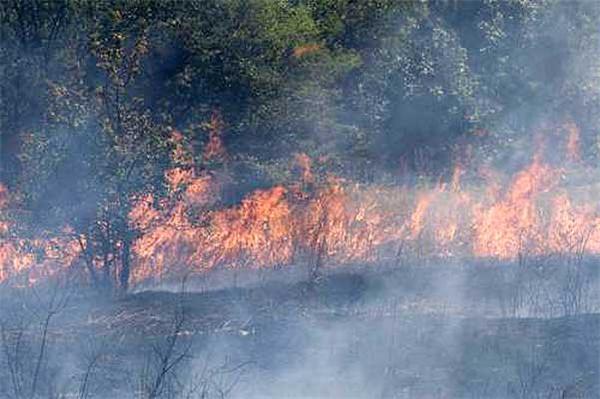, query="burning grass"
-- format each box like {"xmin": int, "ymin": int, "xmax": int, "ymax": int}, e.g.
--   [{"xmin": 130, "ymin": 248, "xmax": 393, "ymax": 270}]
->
[{"xmin": 2, "ymin": 122, "xmax": 600, "ymax": 287}]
